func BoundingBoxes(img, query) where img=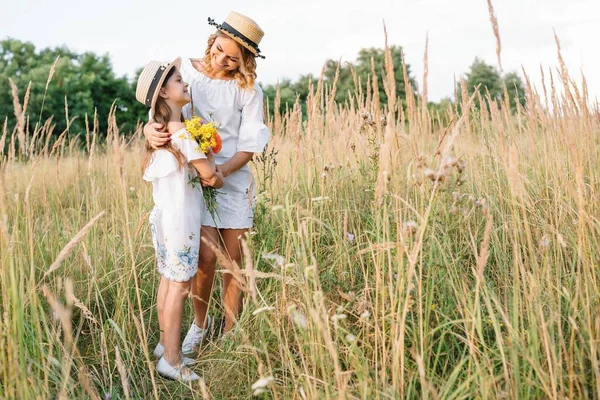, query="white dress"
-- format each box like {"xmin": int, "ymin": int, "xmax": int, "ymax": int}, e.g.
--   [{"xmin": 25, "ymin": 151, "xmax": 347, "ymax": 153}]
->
[
  {"xmin": 179, "ymin": 57, "xmax": 270, "ymax": 229},
  {"xmin": 144, "ymin": 128, "xmax": 207, "ymax": 282}
]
